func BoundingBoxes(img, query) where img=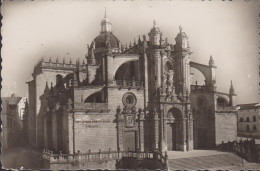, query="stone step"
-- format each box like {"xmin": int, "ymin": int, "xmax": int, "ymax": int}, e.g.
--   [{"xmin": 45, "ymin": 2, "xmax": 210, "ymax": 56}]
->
[{"xmin": 168, "ymin": 153, "xmax": 245, "ymax": 170}]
